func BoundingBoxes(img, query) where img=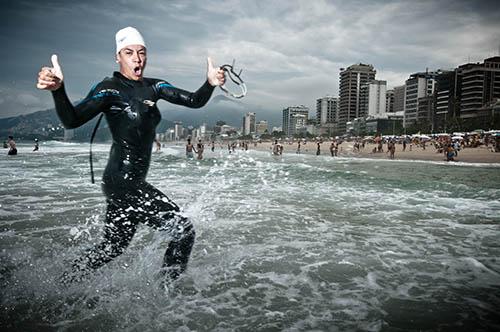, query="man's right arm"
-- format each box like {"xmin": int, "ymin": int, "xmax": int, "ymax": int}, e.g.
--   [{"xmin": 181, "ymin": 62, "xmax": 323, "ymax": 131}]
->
[
  {"xmin": 37, "ymin": 55, "xmax": 114, "ymax": 129},
  {"xmin": 51, "ymin": 83, "xmax": 115, "ymax": 129}
]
